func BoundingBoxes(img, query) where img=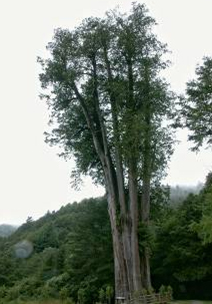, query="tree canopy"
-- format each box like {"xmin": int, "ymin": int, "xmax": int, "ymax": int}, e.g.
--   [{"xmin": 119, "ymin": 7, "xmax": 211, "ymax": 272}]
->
[
  {"xmin": 183, "ymin": 56, "xmax": 212, "ymax": 150},
  {"xmin": 39, "ymin": 3, "xmax": 174, "ymax": 187}
]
